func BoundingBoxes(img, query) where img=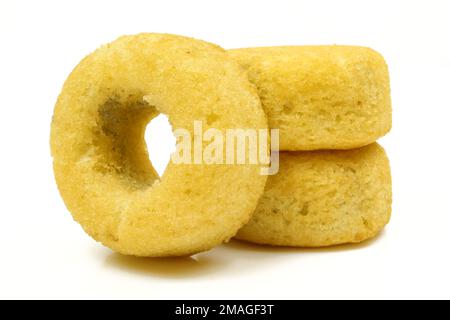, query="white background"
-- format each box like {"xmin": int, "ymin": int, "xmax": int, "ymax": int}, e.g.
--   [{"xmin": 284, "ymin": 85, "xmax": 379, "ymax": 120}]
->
[{"xmin": 1, "ymin": 0, "xmax": 449, "ymax": 300}]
